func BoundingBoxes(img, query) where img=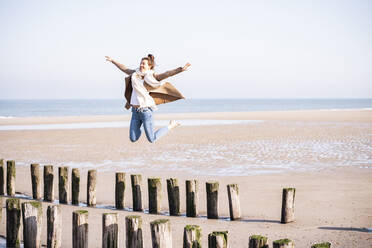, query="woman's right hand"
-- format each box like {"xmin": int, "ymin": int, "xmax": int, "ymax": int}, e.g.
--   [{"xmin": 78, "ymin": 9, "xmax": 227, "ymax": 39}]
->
[
  {"xmin": 182, "ymin": 62, "xmax": 191, "ymax": 71},
  {"xmin": 105, "ymin": 56, "xmax": 113, "ymax": 62}
]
